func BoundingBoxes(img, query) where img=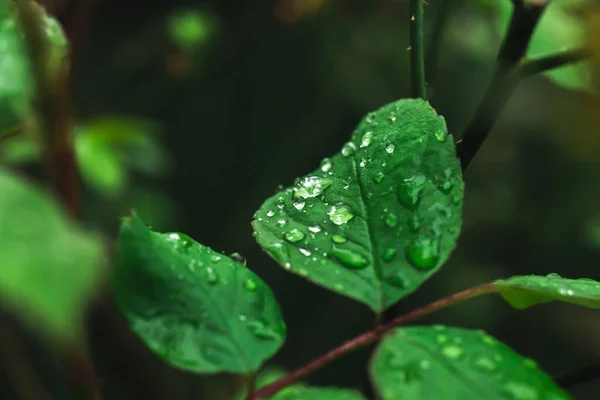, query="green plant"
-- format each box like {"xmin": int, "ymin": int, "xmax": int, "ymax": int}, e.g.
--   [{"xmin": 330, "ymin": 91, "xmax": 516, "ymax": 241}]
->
[{"xmin": 1, "ymin": 0, "xmax": 599, "ymax": 399}]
